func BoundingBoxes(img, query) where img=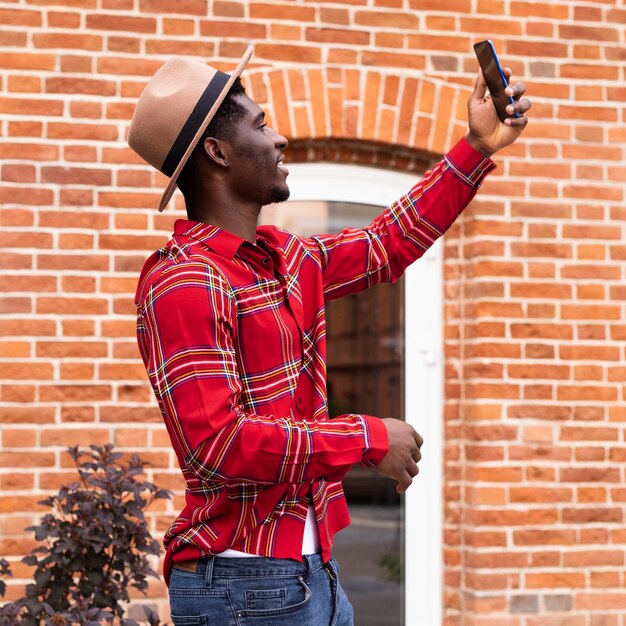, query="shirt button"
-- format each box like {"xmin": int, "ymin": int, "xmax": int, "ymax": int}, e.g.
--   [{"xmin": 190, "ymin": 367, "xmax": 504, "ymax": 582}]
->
[
  {"xmin": 297, "ymin": 397, "xmax": 303, "ymax": 405},
  {"xmin": 262, "ymin": 257, "xmax": 269, "ymax": 264}
]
